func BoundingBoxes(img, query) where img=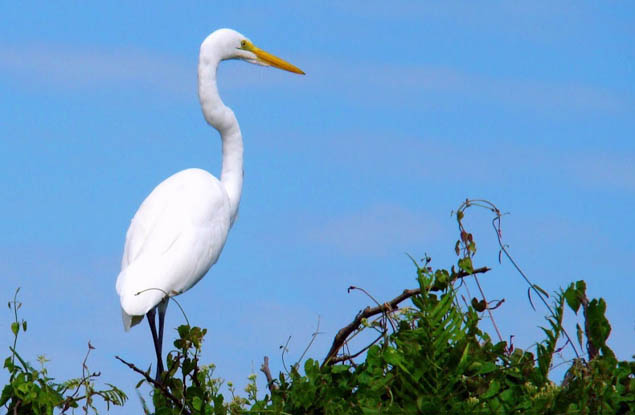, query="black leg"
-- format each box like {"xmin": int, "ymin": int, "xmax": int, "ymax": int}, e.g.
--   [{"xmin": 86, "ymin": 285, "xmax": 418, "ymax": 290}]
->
[
  {"xmin": 146, "ymin": 307, "xmax": 164, "ymax": 381},
  {"xmin": 157, "ymin": 299, "xmax": 168, "ymax": 374}
]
